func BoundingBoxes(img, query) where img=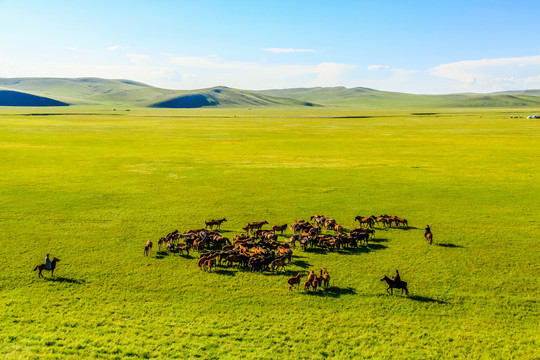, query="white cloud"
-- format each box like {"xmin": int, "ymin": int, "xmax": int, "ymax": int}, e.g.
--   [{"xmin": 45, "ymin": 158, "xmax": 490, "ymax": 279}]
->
[
  {"xmin": 368, "ymin": 65, "xmax": 391, "ymax": 71},
  {"xmin": 107, "ymin": 45, "xmax": 121, "ymax": 51},
  {"xmin": 168, "ymin": 55, "xmax": 356, "ymax": 89},
  {"xmin": 431, "ymin": 55, "xmax": 540, "ymax": 91},
  {"xmin": 264, "ymin": 48, "xmax": 315, "ymax": 54},
  {"xmin": 310, "ymin": 62, "xmax": 358, "ymax": 87}
]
